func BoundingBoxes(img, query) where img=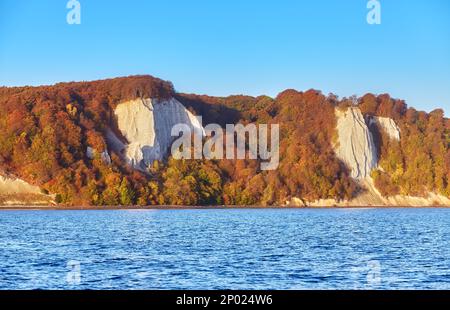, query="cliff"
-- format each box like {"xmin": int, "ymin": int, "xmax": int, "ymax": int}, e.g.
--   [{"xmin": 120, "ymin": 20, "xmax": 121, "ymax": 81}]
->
[
  {"xmin": 373, "ymin": 116, "xmax": 401, "ymax": 141},
  {"xmin": 335, "ymin": 107, "xmax": 378, "ymax": 179},
  {"xmin": 0, "ymin": 75, "xmax": 448, "ymax": 206},
  {"xmin": 0, "ymin": 175, "xmax": 54, "ymax": 206},
  {"xmin": 112, "ymin": 98, "xmax": 204, "ymax": 171},
  {"xmin": 289, "ymin": 106, "xmax": 449, "ymax": 207}
]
